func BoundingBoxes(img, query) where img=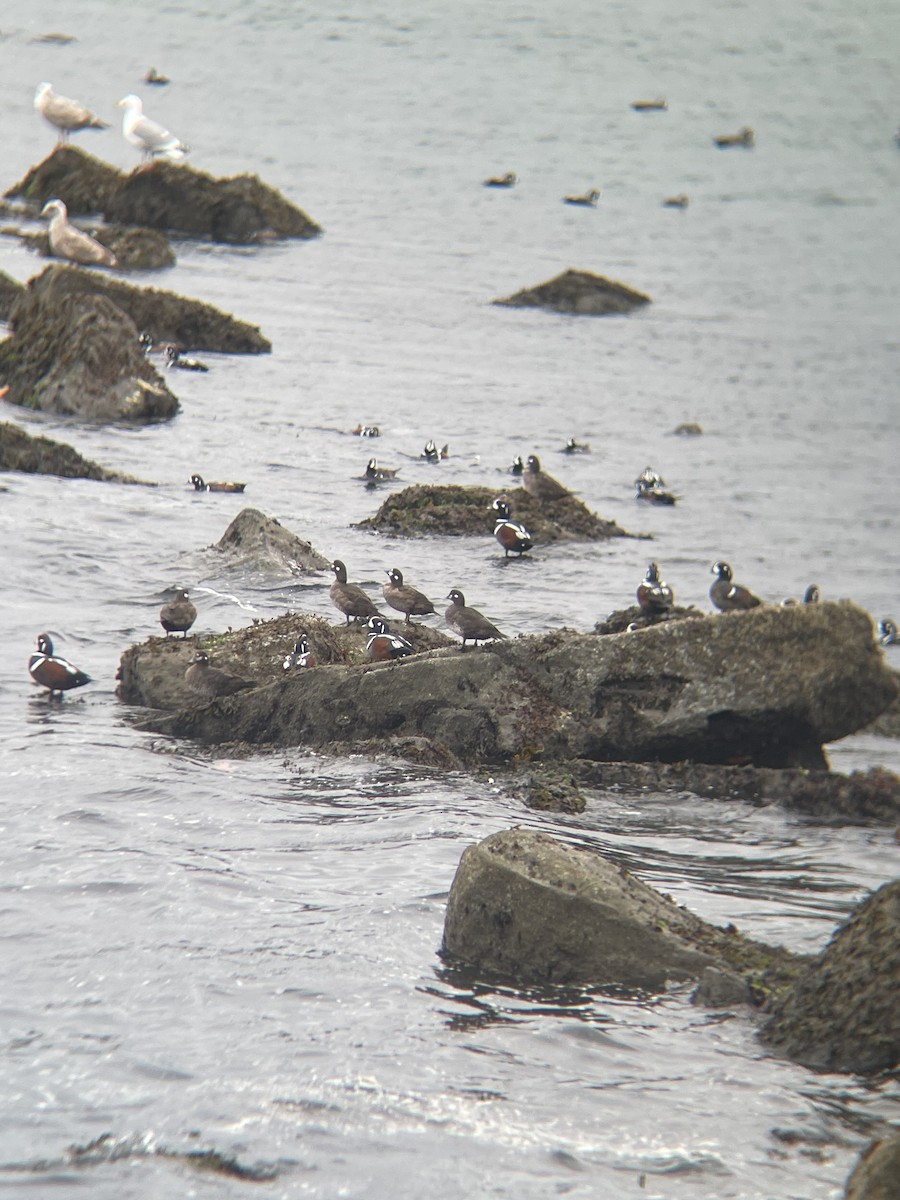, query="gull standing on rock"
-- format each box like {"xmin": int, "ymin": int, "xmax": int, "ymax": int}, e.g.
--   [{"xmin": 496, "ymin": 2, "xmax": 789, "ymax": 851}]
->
[
  {"xmin": 34, "ymin": 82, "xmax": 108, "ymax": 142},
  {"xmin": 117, "ymin": 94, "xmax": 188, "ymax": 163},
  {"xmin": 41, "ymin": 199, "xmax": 117, "ymax": 267}
]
